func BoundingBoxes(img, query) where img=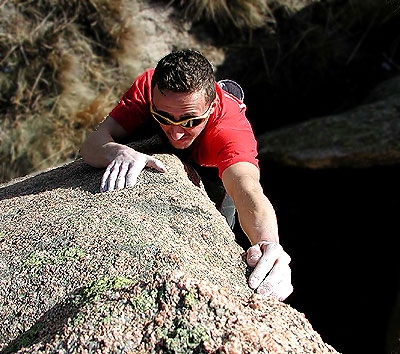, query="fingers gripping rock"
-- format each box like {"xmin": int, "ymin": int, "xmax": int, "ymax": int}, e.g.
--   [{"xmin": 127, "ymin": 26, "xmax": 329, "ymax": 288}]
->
[
  {"xmin": 246, "ymin": 241, "xmax": 293, "ymax": 301},
  {"xmin": 246, "ymin": 244, "xmax": 263, "ymax": 267},
  {"xmin": 147, "ymin": 157, "xmax": 166, "ymax": 172}
]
